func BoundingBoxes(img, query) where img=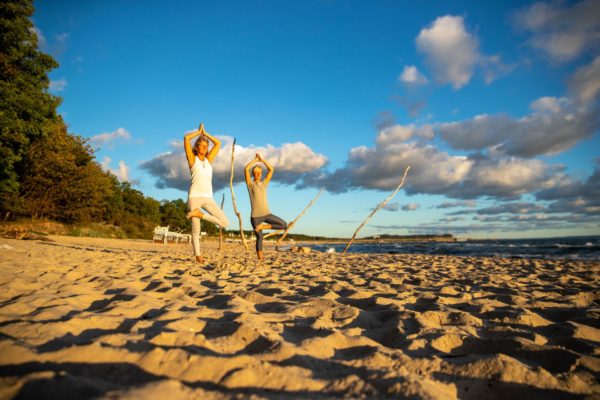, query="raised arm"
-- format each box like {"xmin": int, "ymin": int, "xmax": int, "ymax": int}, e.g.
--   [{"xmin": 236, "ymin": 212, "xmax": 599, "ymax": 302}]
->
[
  {"xmin": 202, "ymin": 129, "xmax": 222, "ymax": 163},
  {"xmin": 244, "ymin": 154, "xmax": 259, "ymax": 186},
  {"xmin": 183, "ymin": 124, "xmax": 205, "ymax": 169},
  {"xmin": 258, "ymin": 154, "xmax": 274, "ymax": 185}
]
